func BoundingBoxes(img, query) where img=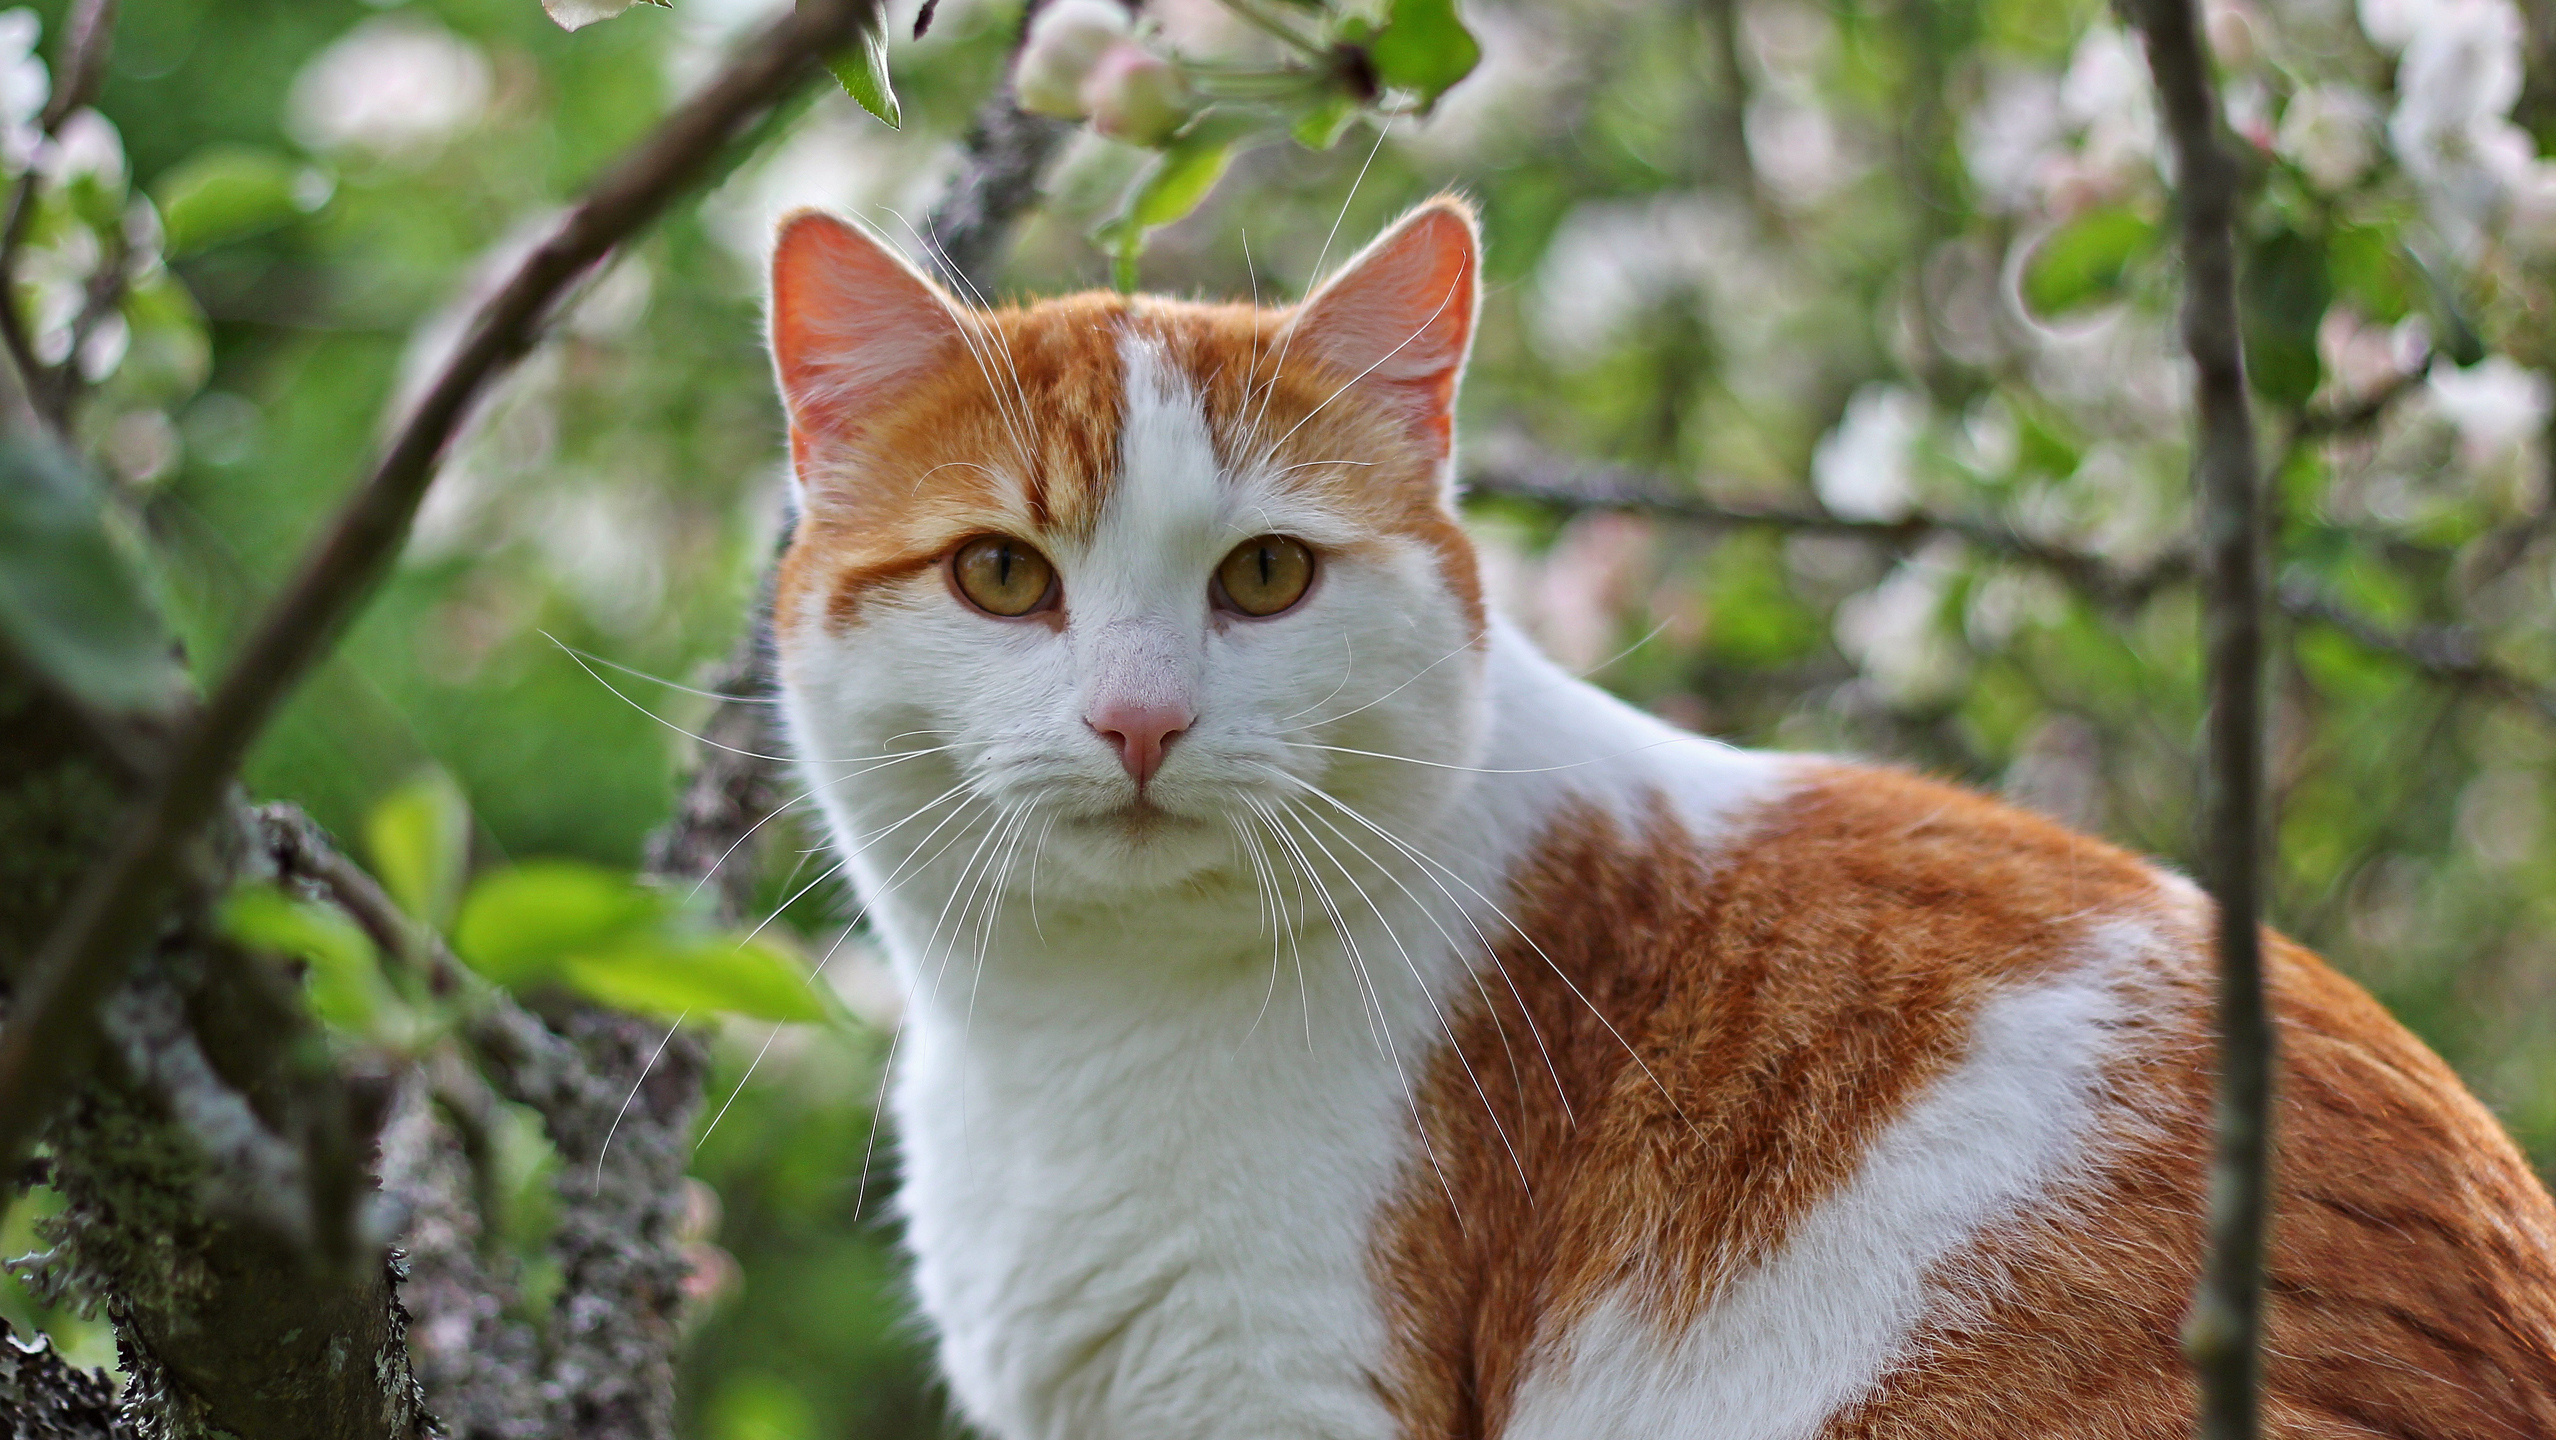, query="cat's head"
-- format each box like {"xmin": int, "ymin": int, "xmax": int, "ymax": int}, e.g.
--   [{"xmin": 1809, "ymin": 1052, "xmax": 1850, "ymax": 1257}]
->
[{"xmin": 766, "ymin": 199, "xmax": 1487, "ymax": 900}]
